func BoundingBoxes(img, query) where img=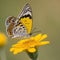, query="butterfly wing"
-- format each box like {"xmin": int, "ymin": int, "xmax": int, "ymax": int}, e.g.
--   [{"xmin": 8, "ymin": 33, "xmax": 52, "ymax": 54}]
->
[
  {"xmin": 5, "ymin": 16, "xmax": 28, "ymax": 38},
  {"xmin": 5, "ymin": 16, "xmax": 17, "ymax": 36},
  {"xmin": 18, "ymin": 3, "xmax": 32, "ymax": 34},
  {"xmin": 5, "ymin": 3, "xmax": 32, "ymax": 38}
]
